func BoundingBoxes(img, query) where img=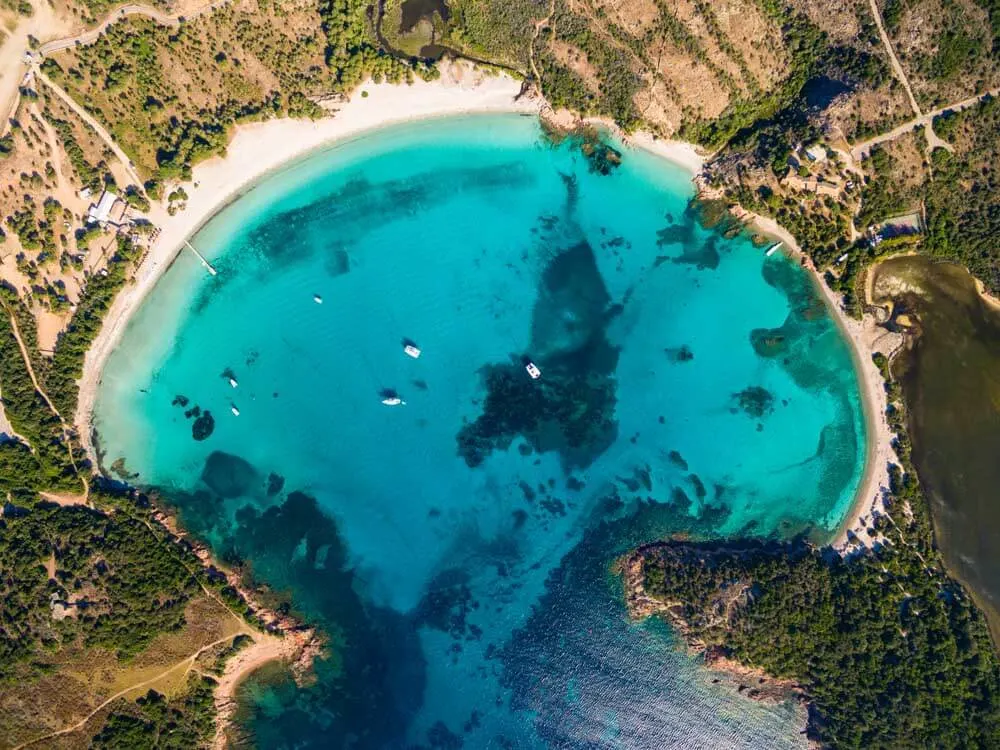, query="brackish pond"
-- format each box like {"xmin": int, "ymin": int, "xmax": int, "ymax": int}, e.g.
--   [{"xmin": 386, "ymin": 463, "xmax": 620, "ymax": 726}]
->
[{"xmin": 874, "ymin": 256, "xmax": 1000, "ymax": 640}]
